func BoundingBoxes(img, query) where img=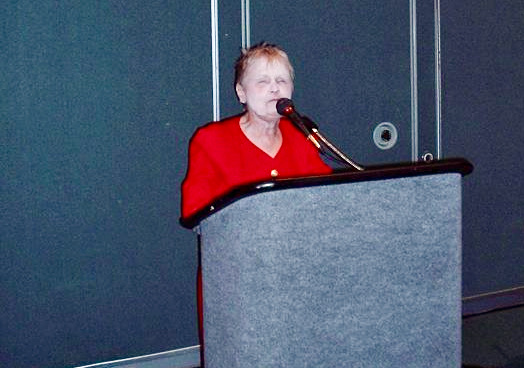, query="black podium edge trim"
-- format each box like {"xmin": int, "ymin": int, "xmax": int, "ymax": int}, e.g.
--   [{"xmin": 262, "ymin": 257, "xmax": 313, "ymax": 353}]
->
[
  {"xmin": 462, "ymin": 286, "xmax": 524, "ymax": 318},
  {"xmin": 180, "ymin": 157, "xmax": 474, "ymax": 229}
]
